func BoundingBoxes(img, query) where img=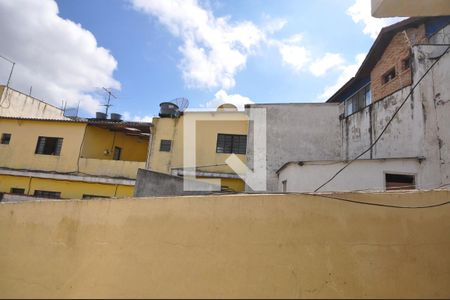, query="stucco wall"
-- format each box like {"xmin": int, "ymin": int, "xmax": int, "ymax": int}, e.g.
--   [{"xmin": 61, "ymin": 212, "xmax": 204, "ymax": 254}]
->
[
  {"xmin": 0, "ymin": 86, "xmax": 66, "ymax": 119},
  {"xmin": 246, "ymin": 103, "xmax": 341, "ymax": 192},
  {"xmin": 1, "ymin": 191, "xmax": 450, "ymax": 298},
  {"xmin": 278, "ymin": 158, "xmax": 423, "ymax": 192}
]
